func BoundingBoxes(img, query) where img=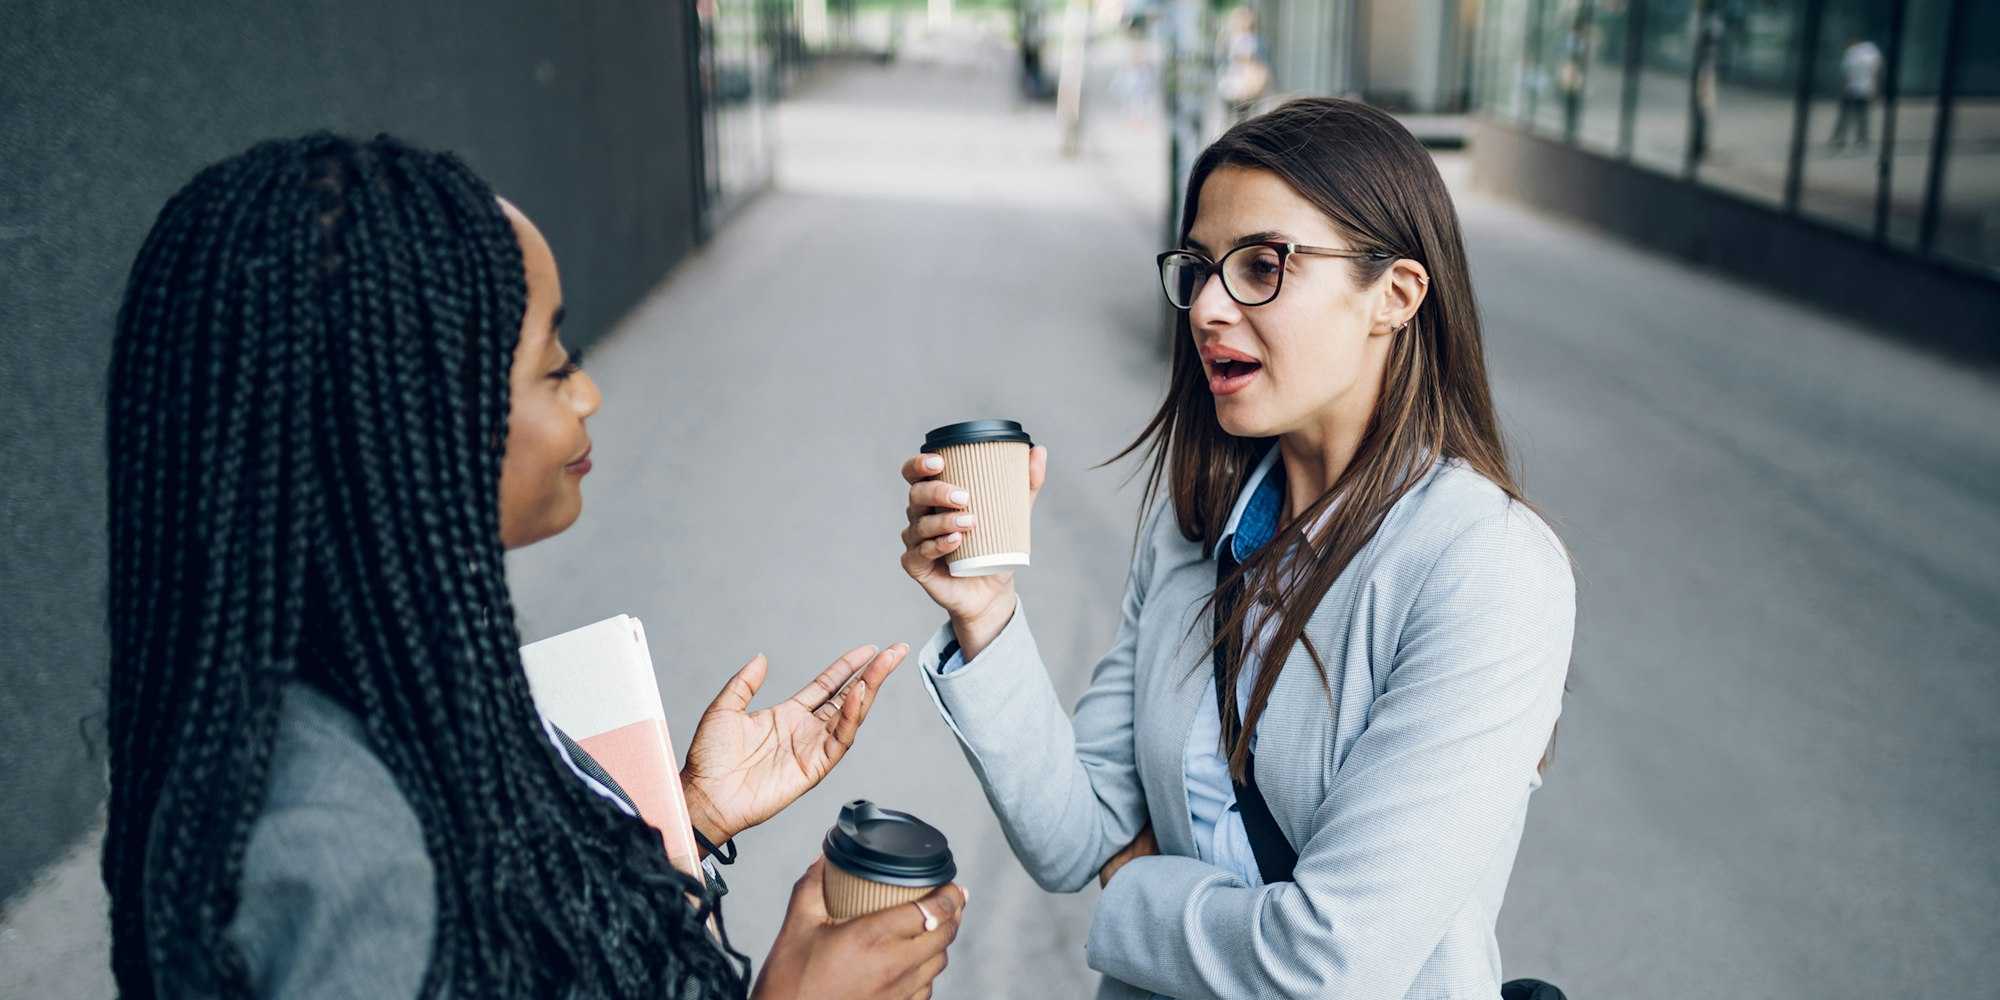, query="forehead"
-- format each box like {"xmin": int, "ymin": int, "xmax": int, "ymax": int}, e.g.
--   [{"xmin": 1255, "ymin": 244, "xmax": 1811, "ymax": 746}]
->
[
  {"xmin": 499, "ymin": 199, "xmax": 562, "ymax": 350},
  {"xmin": 1187, "ymin": 165, "xmax": 1341, "ymax": 249},
  {"xmin": 502, "ymin": 203, "xmax": 559, "ymax": 288}
]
